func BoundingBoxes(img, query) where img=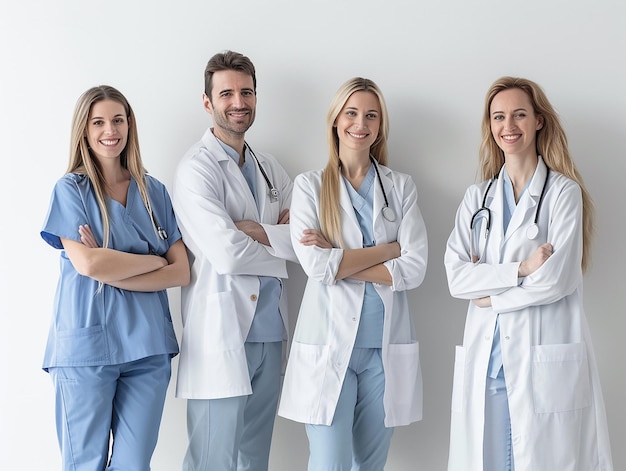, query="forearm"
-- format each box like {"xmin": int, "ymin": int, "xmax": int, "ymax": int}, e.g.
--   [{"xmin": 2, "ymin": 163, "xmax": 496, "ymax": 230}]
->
[
  {"xmin": 336, "ymin": 243, "xmax": 399, "ymax": 280},
  {"xmin": 62, "ymin": 238, "xmax": 167, "ymax": 282},
  {"xmin": 107, "ymin": 239, "xmax": 190, "ymax": 291},
  {"xmin": 348, "ymin": 264, "xmax": 393, "ymax": 285}
]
